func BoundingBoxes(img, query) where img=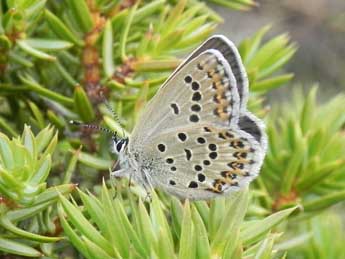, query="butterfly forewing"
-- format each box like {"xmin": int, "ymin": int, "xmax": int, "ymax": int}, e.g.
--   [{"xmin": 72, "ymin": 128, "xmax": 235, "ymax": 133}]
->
[
  {"xmin": 165, "ymin": 35, "xmax": 249, "ymax": 110},
  {"xmin": 131, "ymin": 49, "xmax": 240, "ymax": 145}
]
